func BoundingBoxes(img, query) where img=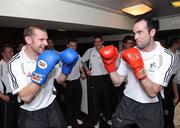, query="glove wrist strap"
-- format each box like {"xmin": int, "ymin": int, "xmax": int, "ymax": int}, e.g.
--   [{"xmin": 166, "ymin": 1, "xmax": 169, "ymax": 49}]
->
[
  {"xmin": 135, "ymin": 68, "xmax": 147, "ymax": 80},
  {"xmin": 31, "ymin": 72, "xmax": 47, "ymax": 86}
]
